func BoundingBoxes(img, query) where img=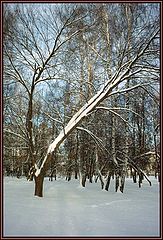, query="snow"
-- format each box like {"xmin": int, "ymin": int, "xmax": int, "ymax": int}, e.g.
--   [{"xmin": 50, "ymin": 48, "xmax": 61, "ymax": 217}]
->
[
  {"xmin": 4, "ymin": 176, "xmax": 160, "ymax": 237},
  {"xmin": 35, "ymin": 169, "xmax": 40, "ymax": 177},
  {"xmin": 34, "ymin": 164, "xmax": 40, "ymax": 177}
]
